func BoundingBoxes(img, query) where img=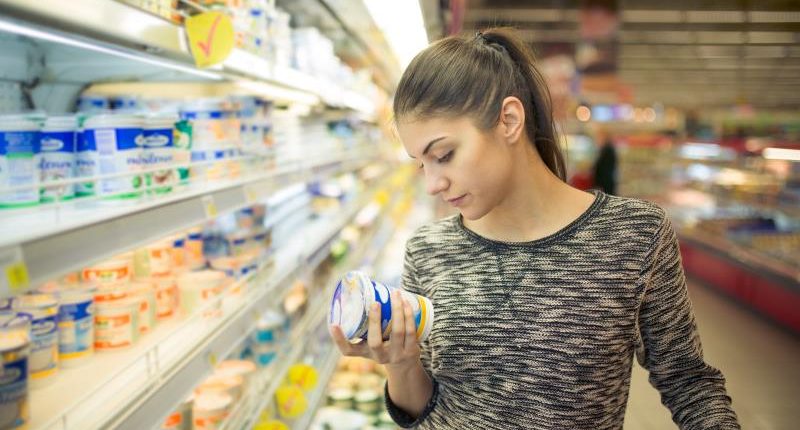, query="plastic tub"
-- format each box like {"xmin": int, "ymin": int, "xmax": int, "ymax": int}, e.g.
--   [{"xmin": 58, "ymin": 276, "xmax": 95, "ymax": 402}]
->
[
  {"xmin": 142, "ymin": 115, "xmax": 176, "ymax": 195},
  {"xmin": 134, "ymin": 241, "xmax": 173, "ymax": 278},
  {"xmin": 329, "ymin": 271, "xmax": 434, "ymax": 343},
  {"xmin": 39, "ymin": 115, "xmax": 77, "ymax": 202},
  {"xmin": 0, "ymin": 115, "xmax": 40, "ymax": 208},
  {"xmin": 94, "ymin": 298, "xmax": 139, "ymax": 350},
  {"xmin": 161, "ymin": 396, "xmax": 192, "ymax": 430},
  {"xmin": 214, "ymin": 360, "xmax": 257, "ymax": 391},
  {"xmin": 13, "ymin": 294, "xmax": 59, "ymax": 388},
  {"xmin": 0, "ymin": 312, "xmax": 31, "ymax": 429},
  {"xmin": 177, "ymin": 270, "xmax": 226, "ymax": 317},
  {"xmin": 130, "ymin": 280, "xmax": 156, "ymax": 334},
  {"xmin": 83, "ymin": 258, "xmax": 132, "ymax": 286},
  {"xmin": 192, "ymin": 392, "xmax": 232, "ymax": 430},
  {"xmin": 194, "ymin": 374, "xmax": 244, "ymax": 402},
  {"xmin": 38, "ymin": 283, "xmax": 96, "ymax": 367},
  {"xmin": 83, "ymin": 114, "xmax": 144, "ymax": 200},
  {"xmin": 151, "ymin": 275, "xmax": 178, "ymax": 320},
  {"xmin": 185, "ymin": 228, "xmax": 205, "ymax": 270}
]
